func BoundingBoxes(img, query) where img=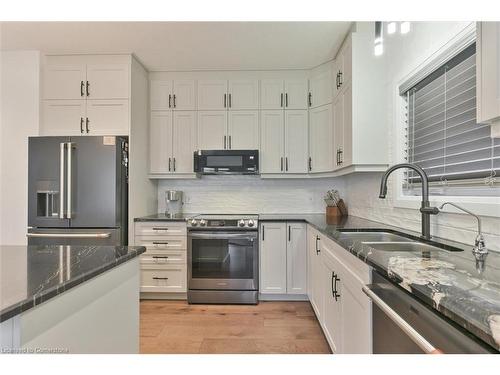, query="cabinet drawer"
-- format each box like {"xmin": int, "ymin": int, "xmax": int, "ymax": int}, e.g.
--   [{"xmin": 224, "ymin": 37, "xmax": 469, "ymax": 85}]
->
[
  {"xmin": 135, "ymin": 236, "xmax": 187, "ymax": 251},
  {"xmin": 140, "ymin": 265, "xmax": 186, "ymax": 293},
  {"xmin": 135, "ymin": 221, "xmax": 187, "ymax": 236},
  {"xmin": 140, "ymin": 250, "xmax": 186, "ymax": 265}
]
